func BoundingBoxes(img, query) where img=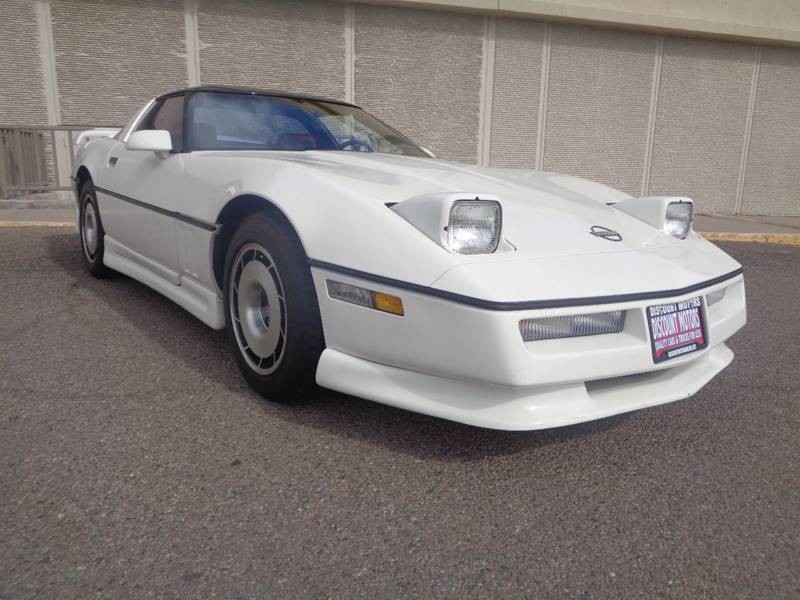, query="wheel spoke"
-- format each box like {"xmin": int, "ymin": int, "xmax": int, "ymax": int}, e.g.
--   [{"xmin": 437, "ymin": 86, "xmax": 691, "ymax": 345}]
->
[{"xmin": 230, "ymin": 242, "xmax": 287, "ymax": 375}]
